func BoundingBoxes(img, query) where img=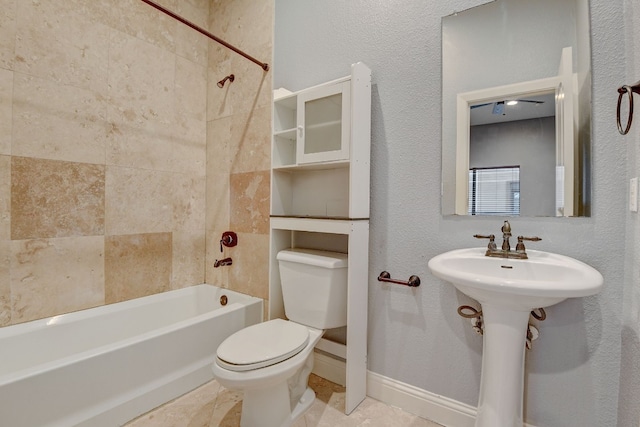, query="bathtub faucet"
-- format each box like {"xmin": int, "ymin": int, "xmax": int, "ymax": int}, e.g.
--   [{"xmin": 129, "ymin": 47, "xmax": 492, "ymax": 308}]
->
[{"xmin": 214, "ymin": 257, "xmax": 233, "ymax": 268}]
